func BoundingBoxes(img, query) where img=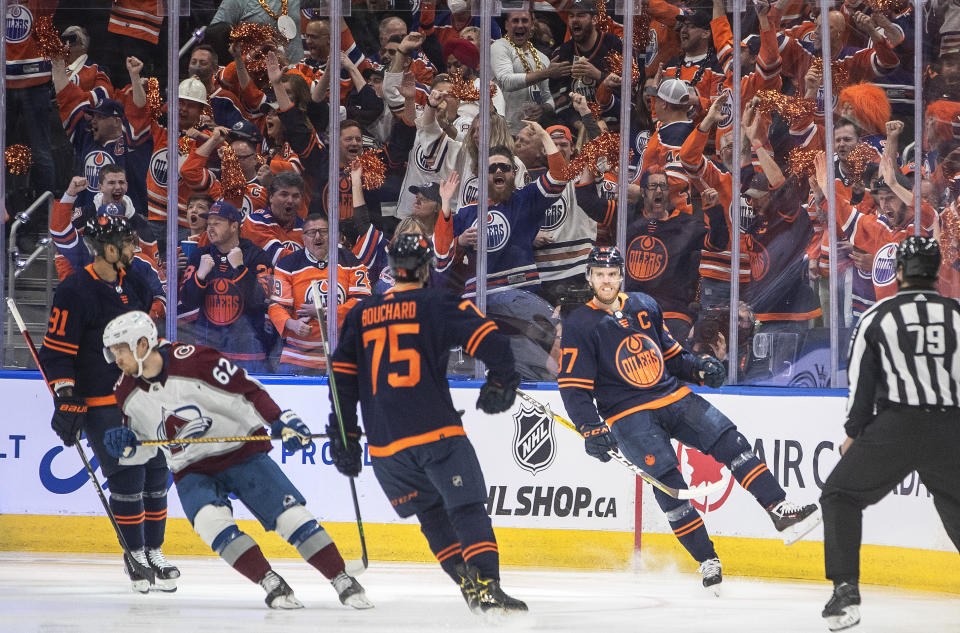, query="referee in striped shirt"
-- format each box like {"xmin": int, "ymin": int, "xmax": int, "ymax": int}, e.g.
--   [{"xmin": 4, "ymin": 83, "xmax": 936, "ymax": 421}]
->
[{"xmin": 820, "ymin": 236, "xmax": 960, "ymax": 632}]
